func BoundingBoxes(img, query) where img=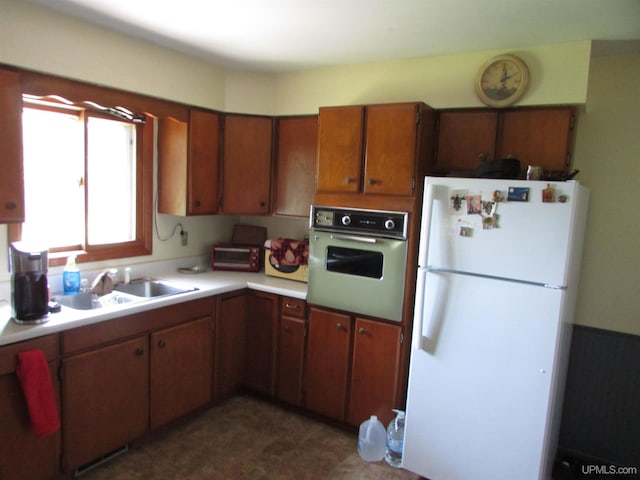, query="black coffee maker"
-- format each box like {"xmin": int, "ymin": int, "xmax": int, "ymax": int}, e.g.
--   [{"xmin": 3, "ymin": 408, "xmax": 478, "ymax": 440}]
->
[{"xmin": 10, "ymin": 242, "xmax": 50, "ymax": 324}]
